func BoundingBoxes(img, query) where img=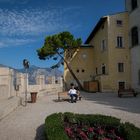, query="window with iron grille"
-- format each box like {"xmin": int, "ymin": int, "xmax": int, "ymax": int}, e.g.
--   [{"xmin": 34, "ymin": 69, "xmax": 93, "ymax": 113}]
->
[{"xmin": 102, "ymin": 65, "xmax": 106, "ymax": 75}]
